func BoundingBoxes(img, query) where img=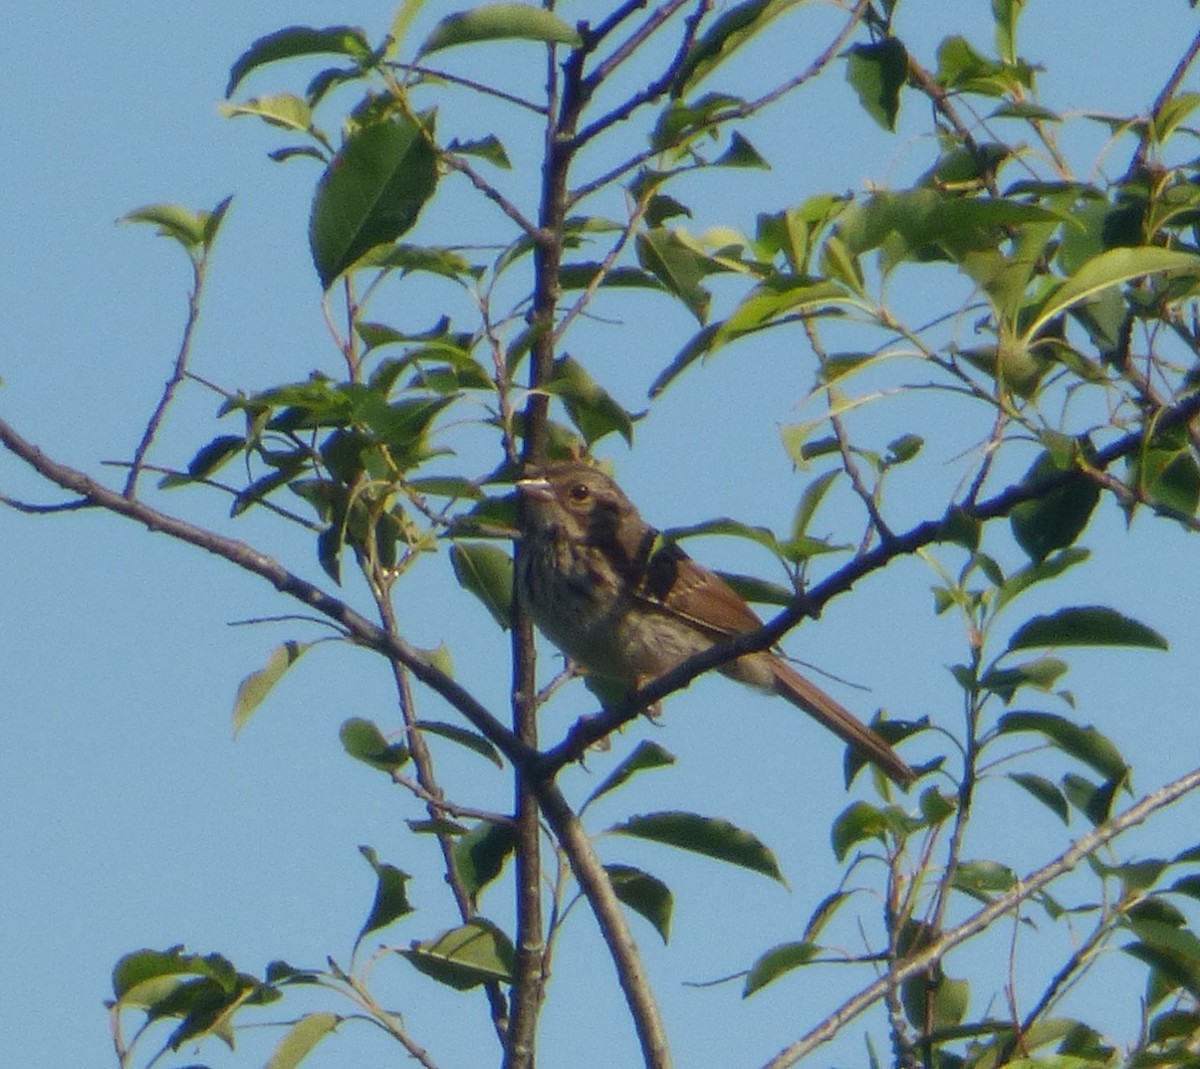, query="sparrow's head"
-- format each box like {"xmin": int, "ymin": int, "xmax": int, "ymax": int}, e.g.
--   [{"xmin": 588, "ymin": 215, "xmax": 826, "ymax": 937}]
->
[{"xmin": 517, "ymin": 462, "xmax": 638, "ymax": 544}]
